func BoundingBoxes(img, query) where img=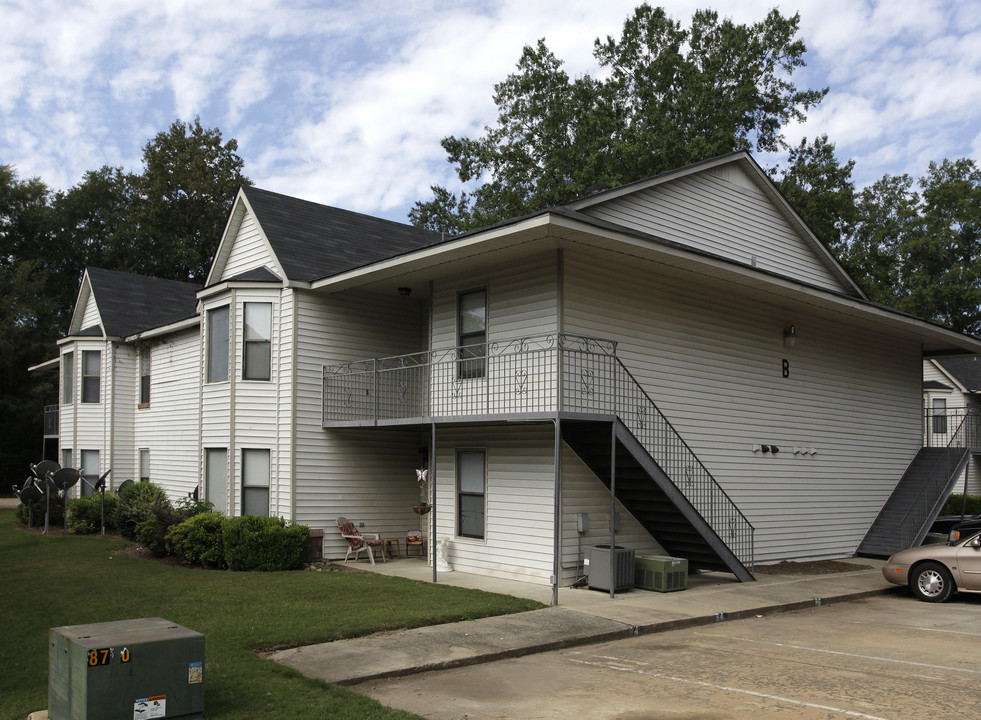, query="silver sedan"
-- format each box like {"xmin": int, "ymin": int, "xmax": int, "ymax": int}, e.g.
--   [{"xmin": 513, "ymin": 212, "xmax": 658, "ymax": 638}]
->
[{"xmin": 883, "ymin": 530, "xmax": 981, "ymax": 602}]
